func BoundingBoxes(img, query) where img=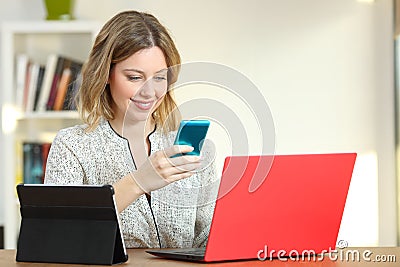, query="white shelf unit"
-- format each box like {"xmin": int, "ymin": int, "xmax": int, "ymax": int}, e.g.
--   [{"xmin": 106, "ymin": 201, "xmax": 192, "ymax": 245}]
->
[{"xmin": 0, "ymin": 21, "xmax": 100, "ymax": 249}]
